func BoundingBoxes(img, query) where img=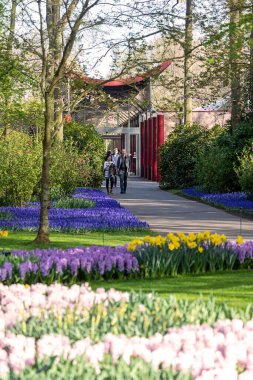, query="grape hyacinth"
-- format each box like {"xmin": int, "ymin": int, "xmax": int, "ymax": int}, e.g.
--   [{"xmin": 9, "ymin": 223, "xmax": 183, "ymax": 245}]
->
[
  {"xmin": 182, "ymin": 188, "xmax": 253, "ymax": 211},
  {"xmin": 0, "ymin": 188, "xmax": 149, "ymax": 231}
]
